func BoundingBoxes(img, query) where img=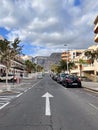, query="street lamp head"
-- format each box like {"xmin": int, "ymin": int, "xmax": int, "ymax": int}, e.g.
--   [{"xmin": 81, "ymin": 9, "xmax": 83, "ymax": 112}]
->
[{"xmin": 64, "ymin": 44, "xmax": 67, "ymax": 46}]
